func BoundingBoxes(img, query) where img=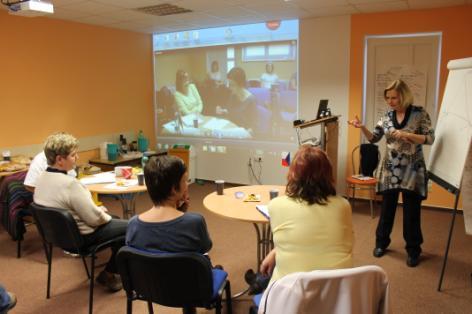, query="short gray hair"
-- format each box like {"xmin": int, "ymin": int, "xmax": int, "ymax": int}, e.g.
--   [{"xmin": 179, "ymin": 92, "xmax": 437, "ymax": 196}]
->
[{"xmin": 43, "ymin": 132, "xmax": 79, "ymax": 165}]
